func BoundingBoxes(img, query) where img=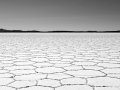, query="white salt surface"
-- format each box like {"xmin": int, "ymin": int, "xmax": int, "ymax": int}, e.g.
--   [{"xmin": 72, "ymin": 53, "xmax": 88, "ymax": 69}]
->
[{"xmin": 0, "ymin": 33, "xmax": 120, "ymax": 90}]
